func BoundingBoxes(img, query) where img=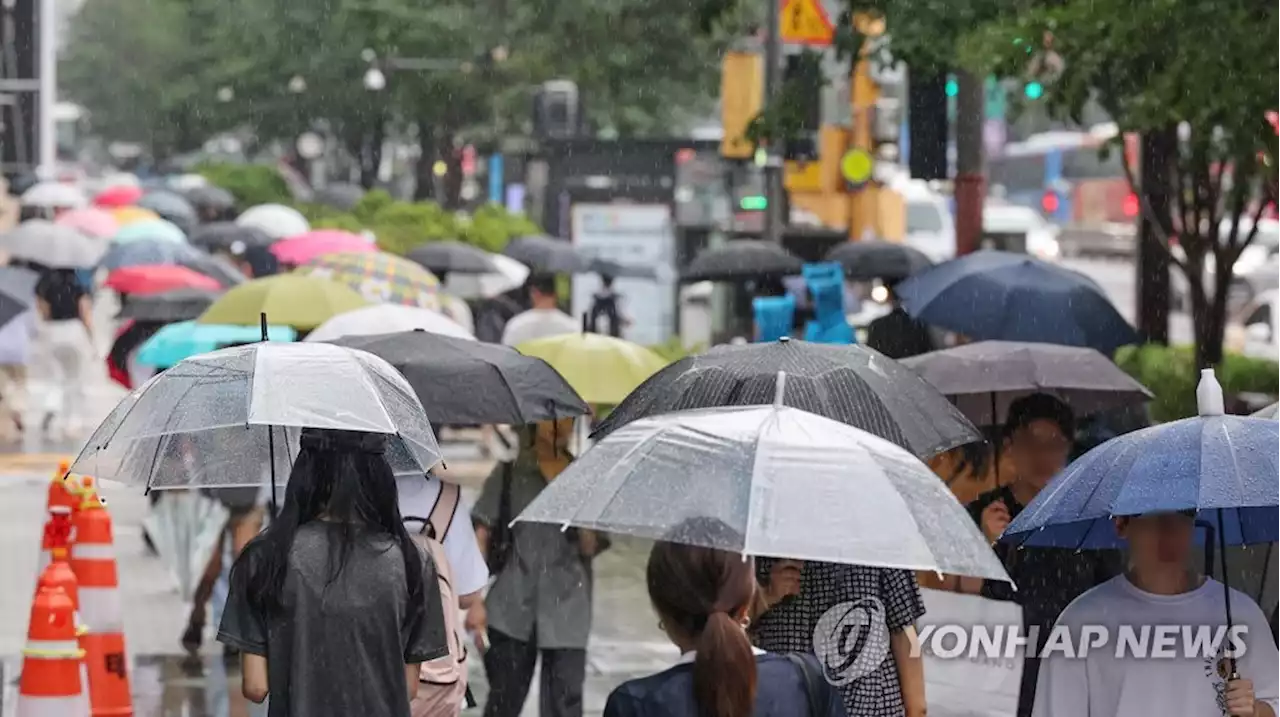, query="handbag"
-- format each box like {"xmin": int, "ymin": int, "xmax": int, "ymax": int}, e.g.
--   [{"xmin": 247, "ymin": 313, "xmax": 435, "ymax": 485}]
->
[{"xmin": 484, "ymin": 462, "xmax": 515, "ymax": 574}]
